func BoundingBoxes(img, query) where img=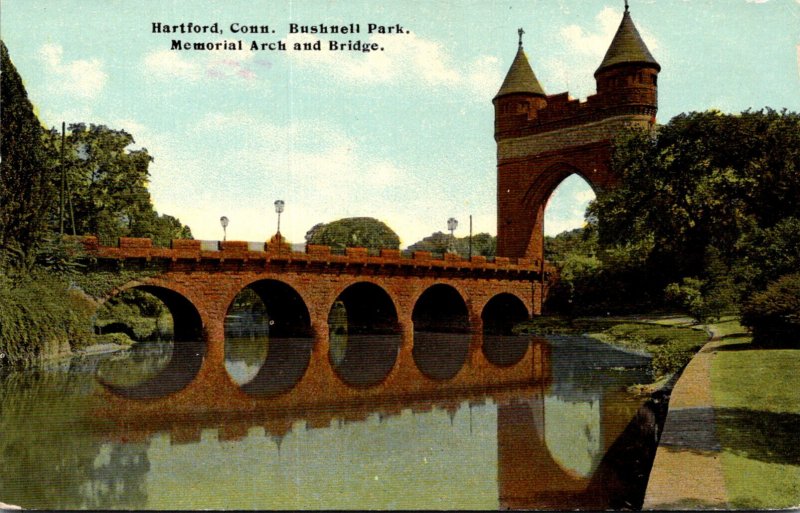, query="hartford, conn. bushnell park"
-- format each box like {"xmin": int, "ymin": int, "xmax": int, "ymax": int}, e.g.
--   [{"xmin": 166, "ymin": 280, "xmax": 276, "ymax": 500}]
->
[{"xmin": 1, "ymin": 0, "xmax": 799, "ymax": 510}]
